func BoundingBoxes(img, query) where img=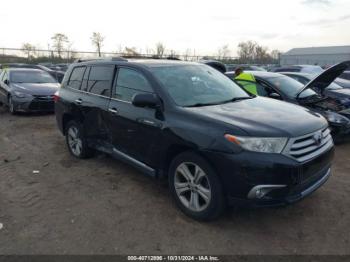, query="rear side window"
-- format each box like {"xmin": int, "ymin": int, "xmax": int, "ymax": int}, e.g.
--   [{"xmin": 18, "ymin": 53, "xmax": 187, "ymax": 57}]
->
[
  {"xmin": 88, "ymin": 65, "xmax": 114, "ymax": 97},
  {"xmin": 68, "ymin": 67, "xmax": 86, "ymax": 89},
  {"xmin": 115, "ymin": 68, "xmax": 153, "ymax": 102}
]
